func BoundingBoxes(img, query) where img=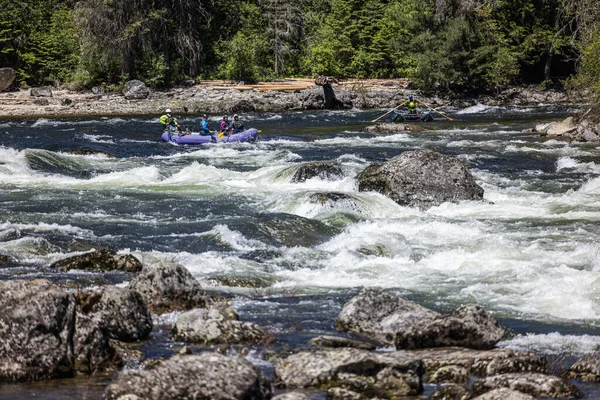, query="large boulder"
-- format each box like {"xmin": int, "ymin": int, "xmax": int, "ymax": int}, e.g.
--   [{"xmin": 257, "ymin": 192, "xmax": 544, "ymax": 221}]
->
[
  {"xmin": 30, "ymin": 86, "xmax": 53, "ymax": 97},
  {"xmin": 536, "ymin": 116, "xmax": 577, "ymax": 137},
  {"xmin": 0, "ymin": 67, "xmax": 16, "ymax": 91},
  {"xmin": 171, "ymin": 308, "xmax": 264, "ymax": 345},
  {"xmin": 471, "ymin": 388, "xmax": 534, "ymax": 400},
  {"xmin": 394, "ymin": 305, "xmax": 506, "ymax": 350},
  {"xmin": 128, "ymin": 263, "xmax": 210, "ymax": 313},
  {"xmin": 291, "ymin": 161, "xmax": 344, "ymax": 182},
  {"xmin": 336, "ymin": 288, "xmax": 440, "ymax": 345},
  {"xmin": 471, "ymin": 373, "xmax": 582, "ymax": 399},
  {"xmin": 274, "ymin": 348, "xmax": 423, "ymax": 397},
  {"xmin": 336, "ymin": 289, "xmax": 505, "ymax": 349},
  {"xmin": 50, "ymin": 249, "xmax": 142, "ymax": 273},
  {"xmin": 356, "ymin": 150, "xmax": 484, "ymax": 210},
  {"xmin": 104, "ymin": 353, "xmax": 272, "ymax": 400},
  {"xmin": 75, "ymin": 286, "xmax": 152, "ymax": 342},
  {"xmin": 122, "ymin": 80, "xmax": 150, "ymax": 100},
  {"xmin": 0, "ymin": 280, "xmax": 76, "ymax": 382}
]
